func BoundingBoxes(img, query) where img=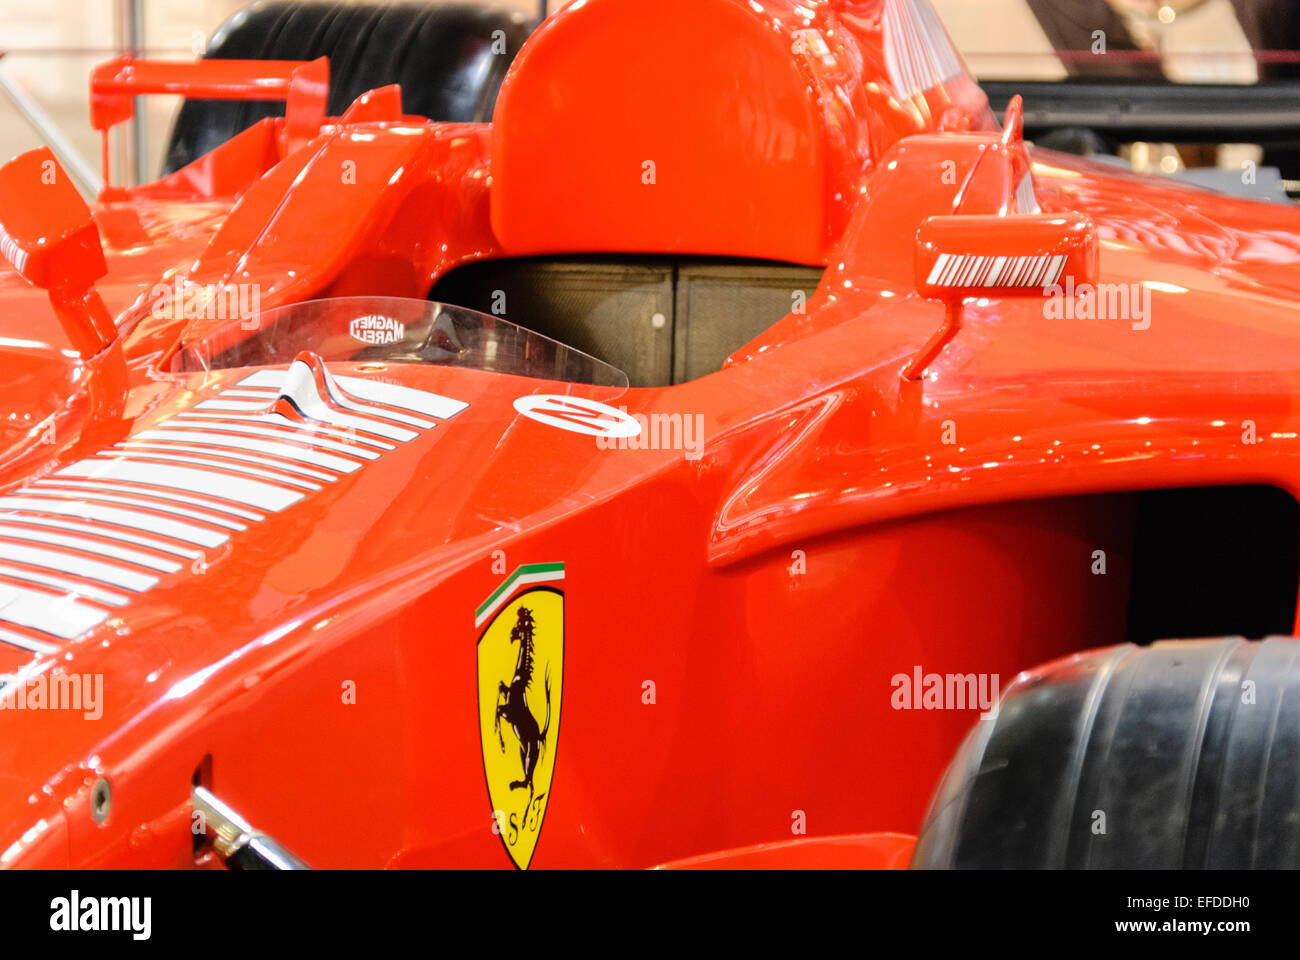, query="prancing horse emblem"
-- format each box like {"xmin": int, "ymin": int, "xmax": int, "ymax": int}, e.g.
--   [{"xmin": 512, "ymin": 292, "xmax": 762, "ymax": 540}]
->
[
  {"xmin": 495, "ymin": 607, "xmax": 552, "ymax": 807},
  {"xmin": 477, "ymin": 564, "xmax": 564, "ymax": 869}
]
